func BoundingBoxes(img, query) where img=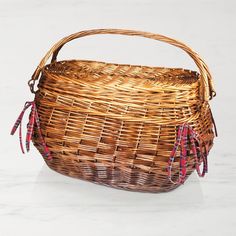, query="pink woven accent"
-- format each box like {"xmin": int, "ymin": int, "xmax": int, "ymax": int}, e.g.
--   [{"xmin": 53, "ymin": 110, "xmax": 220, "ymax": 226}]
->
[
  {"xmin": 167, "ymin": 124, "xmax": 208, "ymax": 185},
  {"xmin": 11, "ymin": 101, "xmax": 52, "ymax": 160}
]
